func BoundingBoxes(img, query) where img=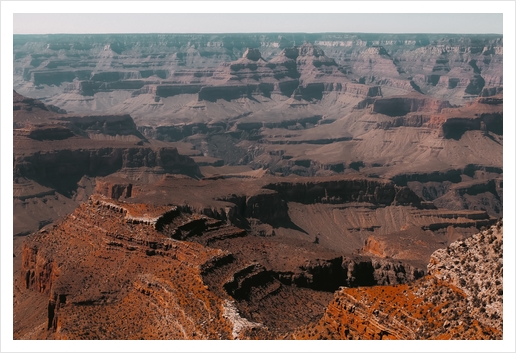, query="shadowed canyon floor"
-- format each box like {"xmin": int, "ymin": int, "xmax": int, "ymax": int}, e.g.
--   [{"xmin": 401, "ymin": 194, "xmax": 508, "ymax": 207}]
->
[{"xmin": 13, "ymin": 32, "xmax": 503, "ymax": 340}]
